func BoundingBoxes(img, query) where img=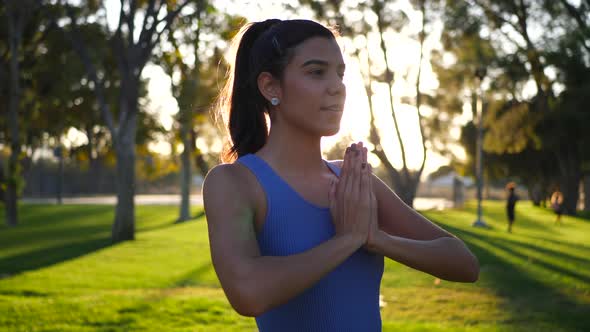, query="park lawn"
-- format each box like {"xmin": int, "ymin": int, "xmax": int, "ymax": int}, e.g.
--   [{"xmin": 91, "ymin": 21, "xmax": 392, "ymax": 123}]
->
[{"xmin": 0, "ymin": 201, "xmax": 589, "ymax": 331}]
